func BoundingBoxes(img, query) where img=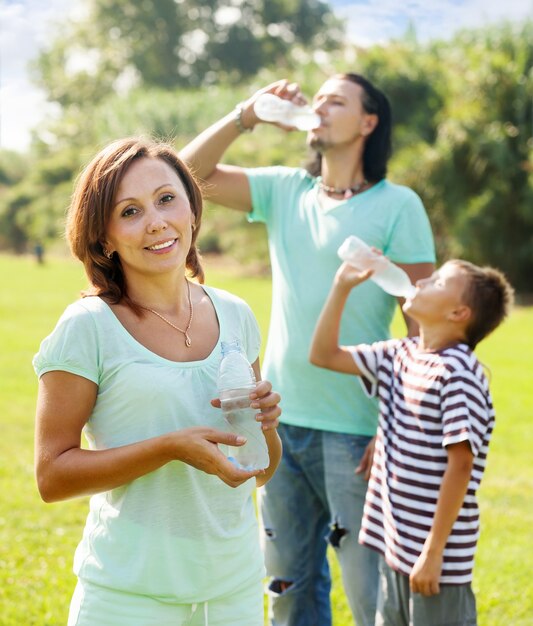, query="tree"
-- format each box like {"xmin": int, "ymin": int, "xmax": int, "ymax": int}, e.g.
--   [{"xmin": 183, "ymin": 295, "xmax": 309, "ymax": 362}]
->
[{"xmin": 32, "ymin": 0, "xmax": 343, "ymax": 108}]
